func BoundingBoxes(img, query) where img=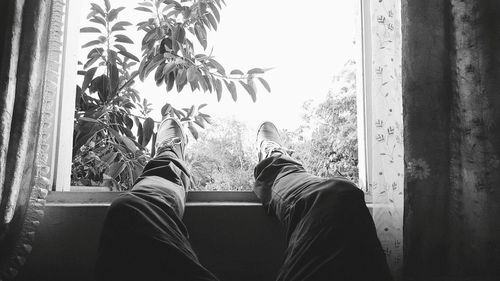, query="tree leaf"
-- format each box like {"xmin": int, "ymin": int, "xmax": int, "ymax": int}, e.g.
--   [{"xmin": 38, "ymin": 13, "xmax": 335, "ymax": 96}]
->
[
  {"xmin": 224, "ymin": 80, "xmax": 237, "ymax": 101},
  {"xmin": 104, "ymin": 0, "xmax": 111, "ymax": 11},
  {"xmin": 122, "ymin": 127, "xmax": 135, "ymax": 139},
  {"xmin": 101, "ymin": 151, "xmax": 118, "ymax": 166},
  {"xmin": 155, "ymin": 62, "xmax": 166, "ymax": 85},
  {"xmin": 197, "ymin": 74, "xmax": 208, "ymax": 92},
  {"xmin": 82, "ymin": 67, "xmax": 97, "ymax": 91},
  {"xmin": 172, "ymin": 25, "xmax": 186, "ymax": 50},
  {"xmin": 161, "ymin": 103, "xmax": 172, "ymax": 116},
  {"xmin": 188, "ymin": 122, "xmax": 199, "ymax": 140},
  {"xmin": 124, "ymin": 116, "xmax": 133, "ymax": 129},
  {"xmin": 90, "ymin": 16, "xmax": 107, "ymax": 26},
  {"xmin": 209, "ymin": 59, "xmax": 225, "ymax": 75},
  {"xmin": 108, "ymin": 126, "xmax": 138, "ymax": 152},
  {"xmin": 79, "ymin": 116, "xmax": 99, "ymax": 123},
  {"xmin": 187, "ymin": 67, "xmax": 197, "ymax": 82},
  {"xmin": 82, "ymin": 40, "xmax": 102, "ymax": 48},
  {"xmin": 87, "ymin": 47, "xmax": 103, "ymax": 59},
  {"xmin": 166, "ymin": 72, "xmax": 175, "ymax": 92},
  {"xmin": 142, "ymin": 117, "xmax": 155, "ymax": 146},
  {"xmin": 142, "ymin": 54, "xmax": 165, "ymax": 80},
  {"xmin": 206, "ymin": 13, "xmax": 217, "ymax": 30},
  {"xmin": 187, "ymin": 105, "xmax": 195, "ymax": 117},
  {"xmin": 208, "ymin": 2, "xmax": 220, "ymax": 22},
  {"xmin": 258, "ymin": 77, "xmax": 271, "ymax": 92},
  {"xmin": 114, "ymin": 34, "xmax": 134, "ymax": 44},
  {"xmin": 176, "ymin": 68, "xmax": 187, "ymax": 92},
  {"xmin": 108, "ymin": 63, "xmax": 120, "ymax": 95},
  {"xmin": 107, "ymin": 7, "xmax": 125, "ymax": 22},
  {"xmin": 118, "ymin": 50, "xmax": 139, "ymax": 62},
  {"xmin": 201, "ymin": 16, "xmax": 212, "ymax": 31},
  {"xmin": 91, "ymin": 3, "xmax": 106, "ymax": 16},
  {"xmin": 84, "ymin": 55, "xmax": 100, "ymax": 69},
  {"xmin": 247, "ymin": 76, "xmax": 257, "ymax": 95},
  {"xmin": 162, "ymin": 3, "xmax": 176, "ymax": 13},
  {"xmin": 80, "ymin": 27, "xmax": 101, "ymax": 33},
  {"xmin": 106, "ymin": 162, "xmax": 126, "ymax": 179},
  {"xmin": 214, "ymin": 0, "xmax": 222, "ymax": 9},
  {"xmin": 135, "ymin": 6, "xmax": 153, "ymax": 13},
  {"xmin": 162, "ymin": 62, "xmax": 176, "ymax": 76},
  {"xmin": 230, "ymin": 69, "xmax": 244, "ymax": 75},
  {"xmin": 214, "ymin": 78, "xmax": 222, "ymax": 101},
  {"xmin": 194, "ymin": 23, "xmax": 207, "ymax": 49},
  {"xmin": 111, "ymin": 21, "xmax": 132, "ymax": 32},
  {"xmin": 164, "ymin": 9, "xmax": 180, "ymax": 19},
  {"xmin": 194, "ymin": 117, "xmax": 205, "ymax": 129},
  {"xmin": 248, "ymin": 68, "xmax": 265, "ymax": 74},
  {"xmin": 138, "ymin": 1, "xmax": 154, "ymax": 7},
  {"xmin": 239, "ymin": 81, "xmax": 256, "ymax": 102},
  {"xmin": 135, "ymin": 117, "xmax": 144, "ymax": 145}
]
